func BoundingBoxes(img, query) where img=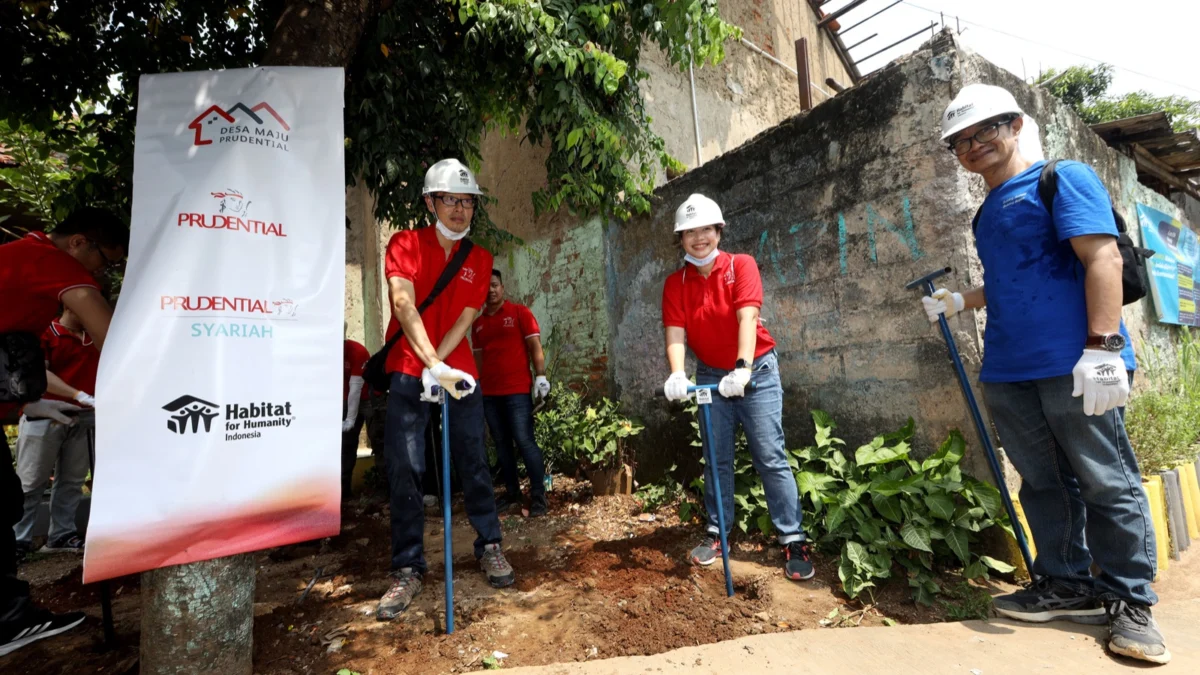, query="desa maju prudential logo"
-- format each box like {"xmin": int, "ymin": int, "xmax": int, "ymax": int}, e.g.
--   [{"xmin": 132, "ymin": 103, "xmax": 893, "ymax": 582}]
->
[{"xmin": 189, "ymin": 101, "xmax": 291, "ymax": 151}]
